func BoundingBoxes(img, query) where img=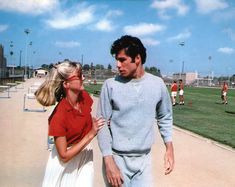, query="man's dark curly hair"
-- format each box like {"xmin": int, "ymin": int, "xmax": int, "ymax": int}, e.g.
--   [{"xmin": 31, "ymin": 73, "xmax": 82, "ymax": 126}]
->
[{"xmin": 110, "ymin": 35, "xmax": 147, "ymax": 64}]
